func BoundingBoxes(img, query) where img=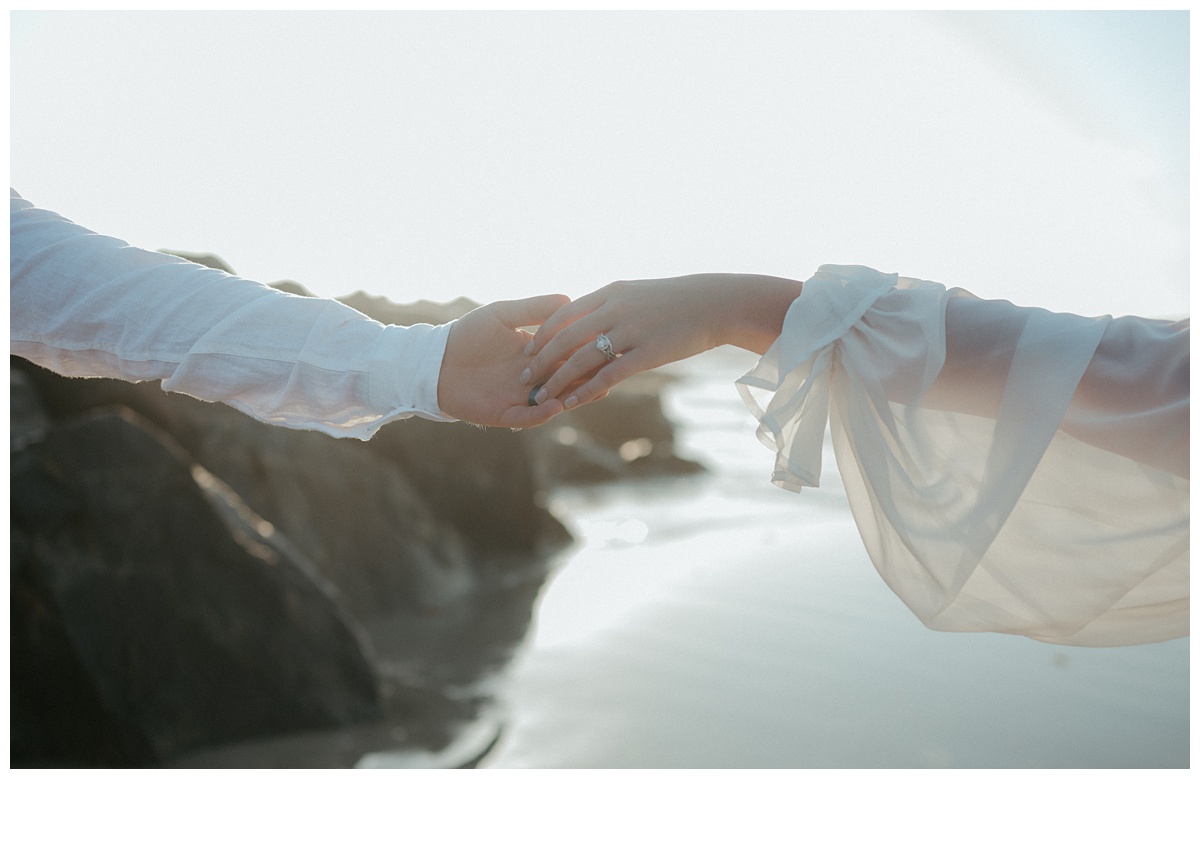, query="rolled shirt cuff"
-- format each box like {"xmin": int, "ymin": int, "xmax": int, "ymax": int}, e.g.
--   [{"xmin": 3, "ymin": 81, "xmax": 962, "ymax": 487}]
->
[{"xmin": 368, "ymin": 320, "xmax": 456, "ymax": 425}]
